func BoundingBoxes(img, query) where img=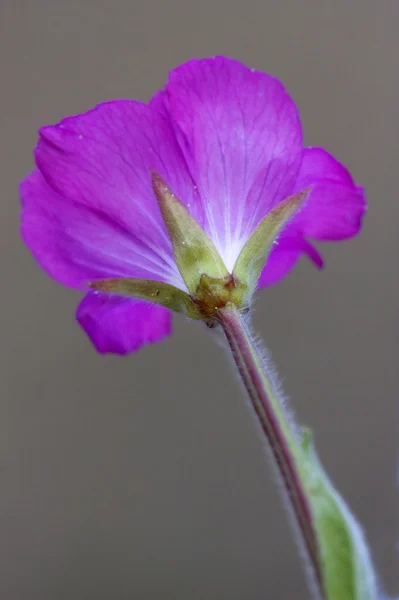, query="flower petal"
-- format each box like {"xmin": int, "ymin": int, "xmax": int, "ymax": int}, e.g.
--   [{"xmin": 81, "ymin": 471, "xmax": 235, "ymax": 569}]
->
[
  {"xmin": 258, "ymin": 234, "xmax": 324, "ymax": 287},
  {"xmin": 158, "ymin": 56, "xmax": 303, "ymax": 270},
  {"xmin": 33, "ymin": 99, "xmax": 203, "ymax": 288},
  {"xmin": 258, "ymin": 147, "xmax": 365, "ymax": 286},
  {"xmin": 21, "ymin": 170, "xmax": 183, "ymax": 289},
  {"xmin": 76, "ymin": 292, "xmax": 172, "ymax": 355},
  {"xmin": 292, "ymin": 147, "xmax": 366, "ymax": 240}
]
